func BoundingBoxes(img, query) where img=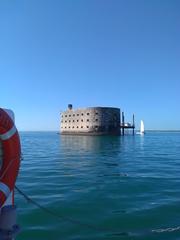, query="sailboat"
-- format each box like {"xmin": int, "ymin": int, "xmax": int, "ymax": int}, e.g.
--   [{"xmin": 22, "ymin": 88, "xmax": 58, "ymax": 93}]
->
[
  {"xmin": 136, "ymin": 120, "xmax": 145, "ymax": 135},
  {"xmin": 140, "ymin": 120, "xmax": 145, "ymax": 134}
]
